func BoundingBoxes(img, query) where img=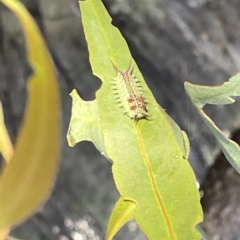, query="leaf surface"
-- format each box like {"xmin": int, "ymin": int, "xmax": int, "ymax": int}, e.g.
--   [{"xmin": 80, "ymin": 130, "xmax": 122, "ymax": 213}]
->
[
  {"xmin": 68, "ymin": 0, "xmax": 203, "ymax": 239},
  {"xmin": 106, "ymin": 197, "xmax": 137, "ymax": 240},
  {"xmin": 196, "ymin": 225, "xmax": 210, "ymax": 240},
  {"xmin": 0, "ymin": 0, "xmax": 60, "ymax": 228},
  {"xmin": 185, "ymin": 74, "xmax": 240, "ymax": 172},
  {"xmin": 67, "ymin": 90, "xmax": 108, "ymax": 158},
  {"xmin": 0, "ymin": 102, "xmax": 13, "ymax": 164}
]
